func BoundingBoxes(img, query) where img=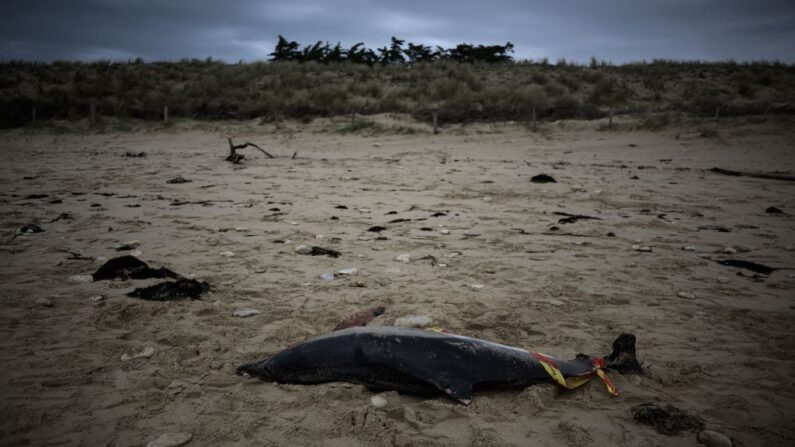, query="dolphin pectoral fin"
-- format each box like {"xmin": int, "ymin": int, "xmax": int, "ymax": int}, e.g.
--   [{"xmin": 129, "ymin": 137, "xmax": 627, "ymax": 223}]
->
[{"xmin": 442, "ymin": 381, "xmax": 474, "ymax": 405}]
